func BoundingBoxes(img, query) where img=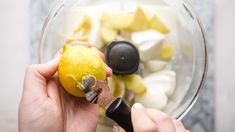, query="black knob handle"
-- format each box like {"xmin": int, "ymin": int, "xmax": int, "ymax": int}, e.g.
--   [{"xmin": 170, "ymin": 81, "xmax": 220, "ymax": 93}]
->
[
  {"xmin": 106, "ymin": 98, "xmax": 133, "ymax": 132},
  {"xmin": 105, "ymin": 41, "xmax": 140, "ymax": 75}
]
